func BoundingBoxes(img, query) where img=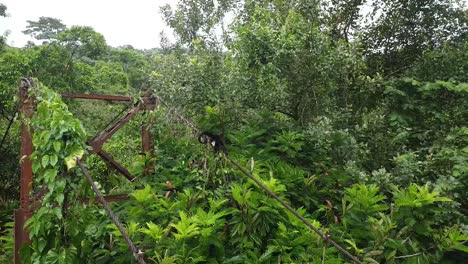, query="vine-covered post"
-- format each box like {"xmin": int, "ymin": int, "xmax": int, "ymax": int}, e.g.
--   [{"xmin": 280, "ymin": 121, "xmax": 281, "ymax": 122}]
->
[
  {"xmin": 15, "ymin": 78, "xmax": 35, "ymax": 264},
  {"xmin": 141, "ymin": 89, "xmax": 157, "ymax": 176}
]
